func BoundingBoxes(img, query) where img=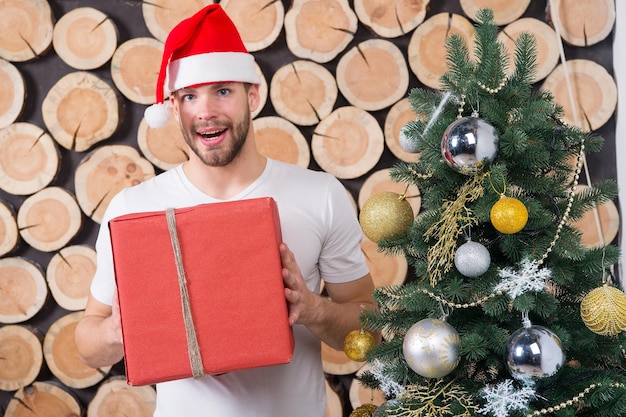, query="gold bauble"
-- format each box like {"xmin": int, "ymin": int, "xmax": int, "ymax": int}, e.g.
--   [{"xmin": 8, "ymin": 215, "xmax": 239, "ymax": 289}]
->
[
  {"xmin": 344, "ymin": 329, "xmax": 376, "ymax": 362},
  {"xmin": 580, "ymin": 284, "xmax": 626, "ymax": 336},
  {"xmin": 349, "ymin": 404, "xmax": 378, "ymax": 417},
  {"xmin": 490, "ymin": 196, "xmax": 528, "ymax": 234},
  {"xmin": 359, "ymin": 191, "xmax": 414, "ymax": 243}
]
